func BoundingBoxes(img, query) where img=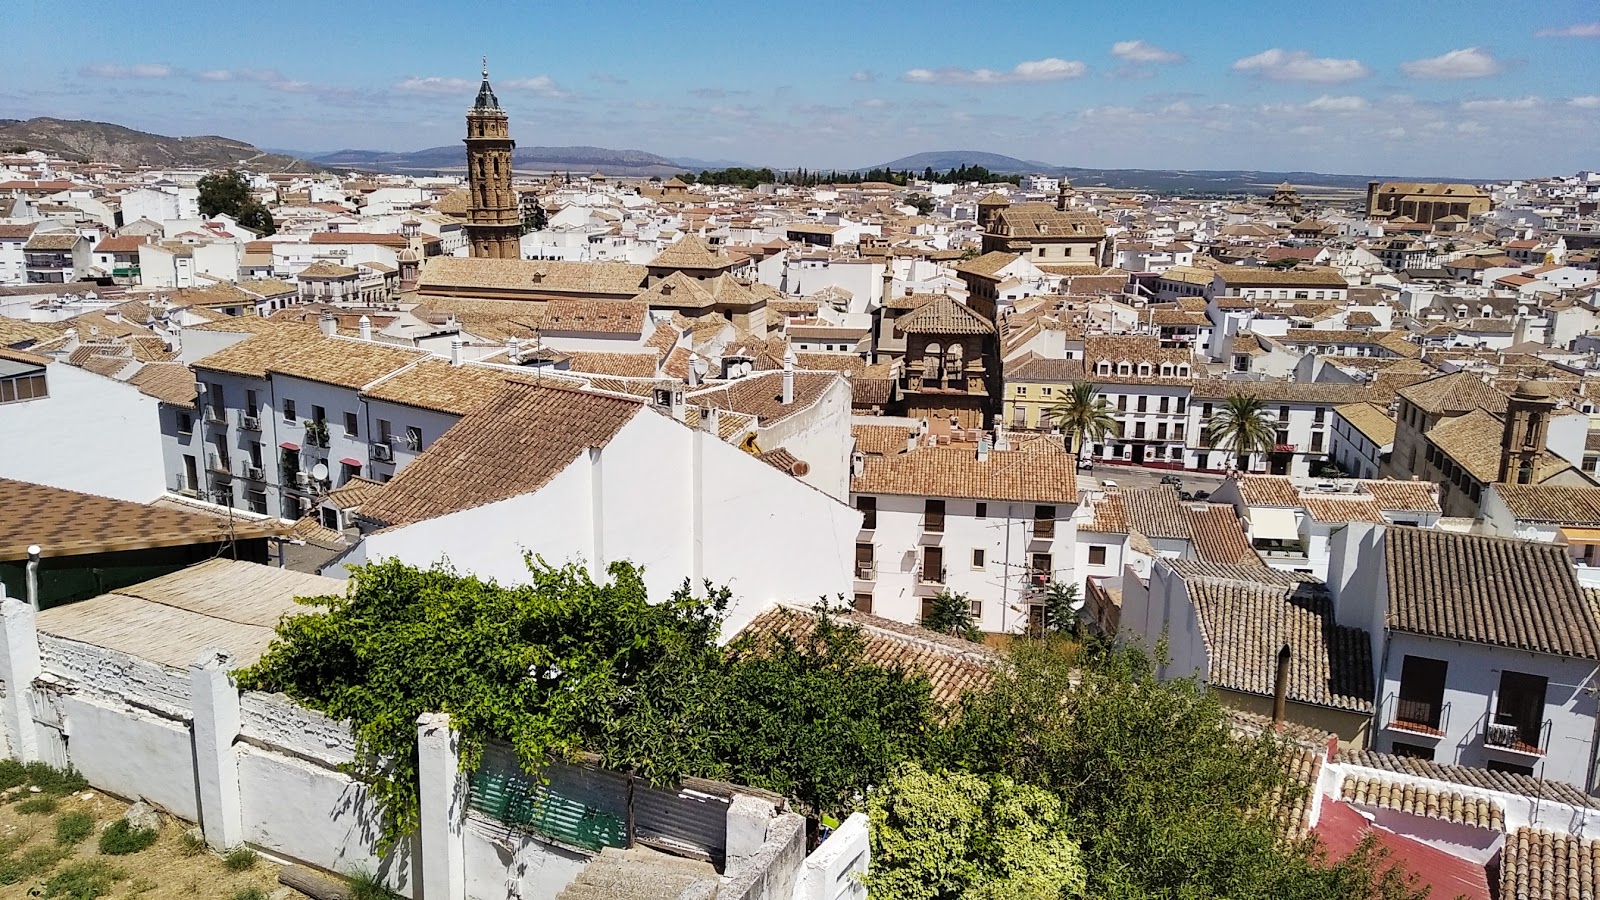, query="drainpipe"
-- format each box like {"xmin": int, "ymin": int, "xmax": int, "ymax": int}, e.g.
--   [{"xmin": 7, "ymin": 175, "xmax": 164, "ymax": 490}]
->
[
  {"xmin": 1272, "ymin": 643, "xmax": 1292, "ymax": 725},
  {"xmin": 25, "ymin": 546, "xmax": 40, "ymax": 610}
]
